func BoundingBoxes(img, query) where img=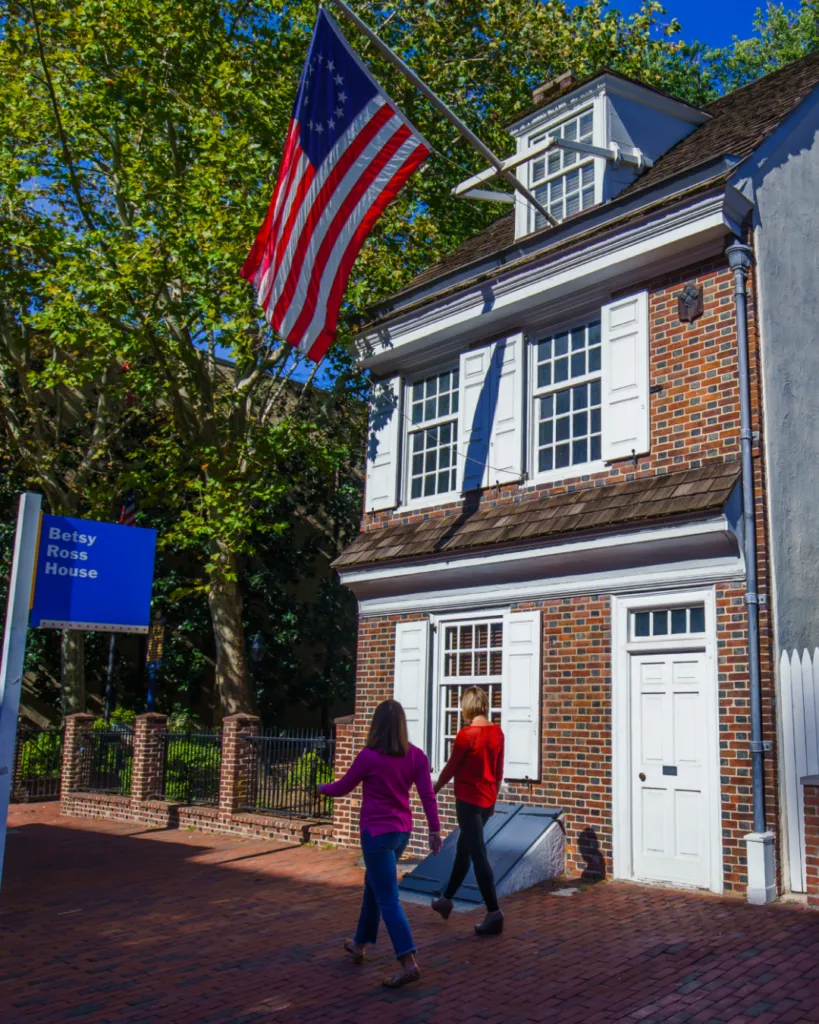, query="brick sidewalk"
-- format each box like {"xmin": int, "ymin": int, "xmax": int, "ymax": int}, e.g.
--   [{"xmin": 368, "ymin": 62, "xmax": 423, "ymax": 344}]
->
[{"xmin": 2, "ymin": 804, "xmax": 819, "ymax": 1024}]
